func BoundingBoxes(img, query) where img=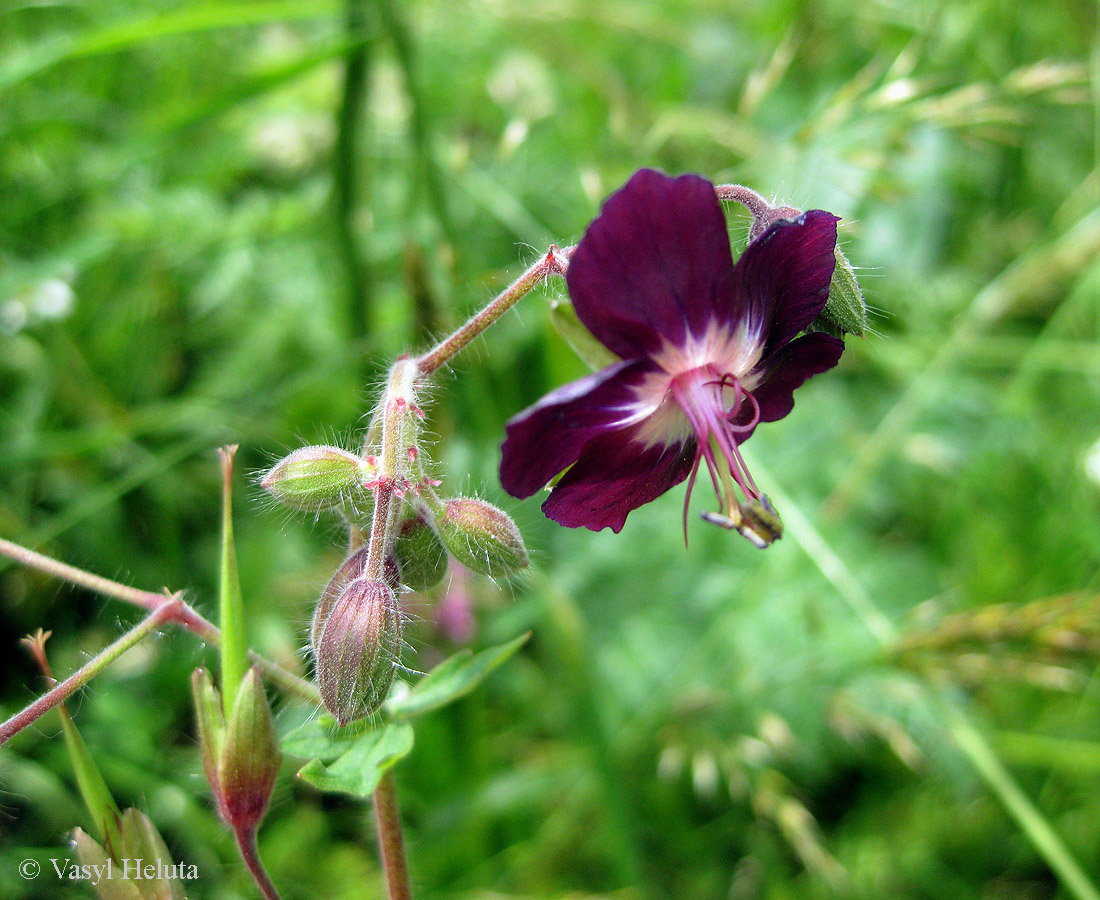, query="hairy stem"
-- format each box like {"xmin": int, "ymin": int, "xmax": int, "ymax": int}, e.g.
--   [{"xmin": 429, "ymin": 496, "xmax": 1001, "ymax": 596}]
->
[
  {"xmin": 0, "ymin": 601, "xmax": 180, "ymax": 746},
  {"xmin": 374, "ymin": 770, "xmax": 413, "ymax": 900},
  {"xmin": 415, "ymin": 244, "xmax": 572, "ymax": 375},
  {"xmin": 713, "ymin": 183, "xmax": 773, "ymax": 219},
  {"xmin": 0, "ymin": 538, "xmax": 319, "ymax": 704},
  {"xmin": 235, "ymin": 827, "xmax": 283, "ymax": 900}
]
